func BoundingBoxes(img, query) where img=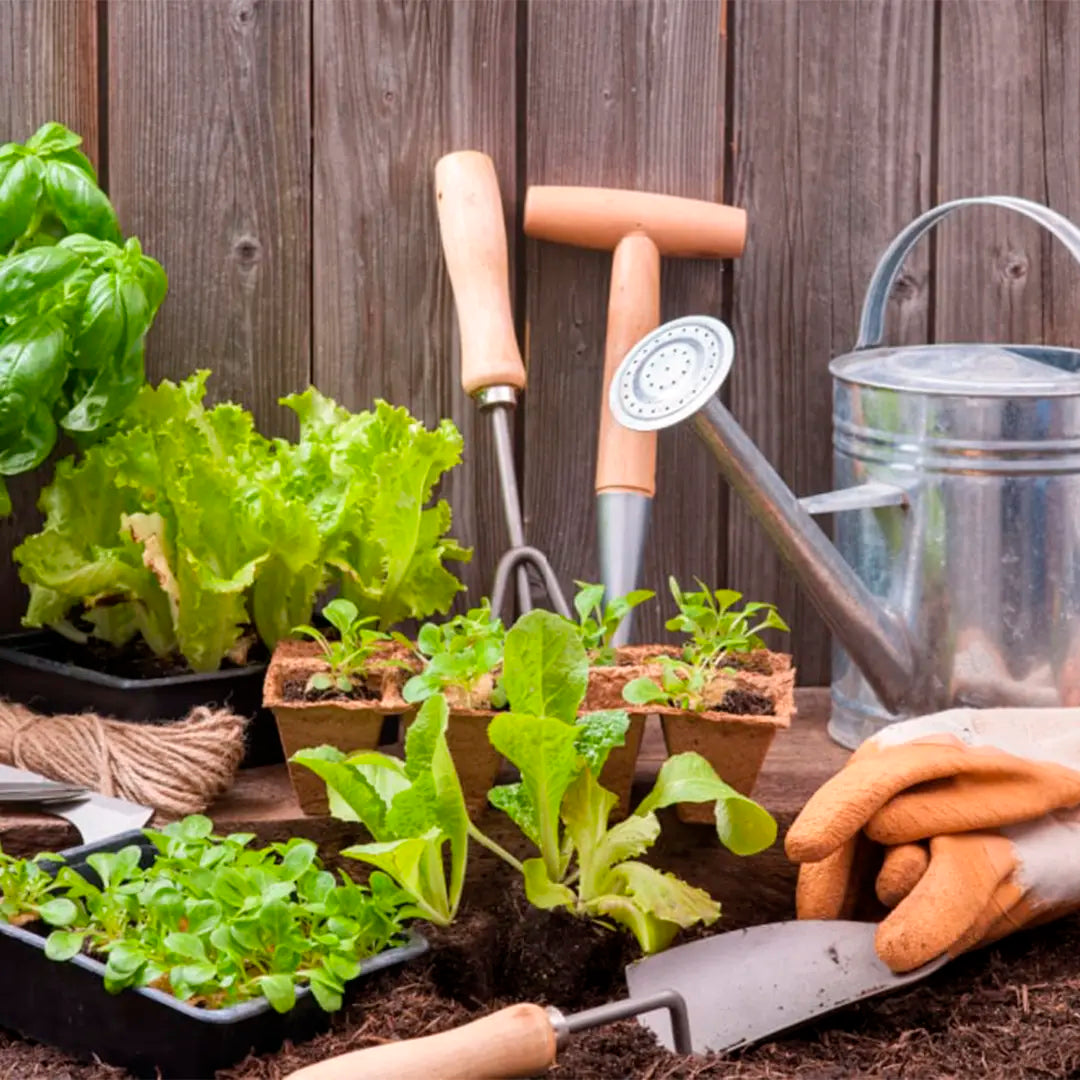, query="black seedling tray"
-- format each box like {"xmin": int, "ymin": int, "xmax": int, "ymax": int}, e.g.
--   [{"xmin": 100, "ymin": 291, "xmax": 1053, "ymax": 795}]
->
[
  {"xmin": 0, "ymin": 629, "xmax": 282, "ymax": 766},
  {"xmin": 0, "ymin": 830, "xmax": 429, "ymax": 1078}
]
